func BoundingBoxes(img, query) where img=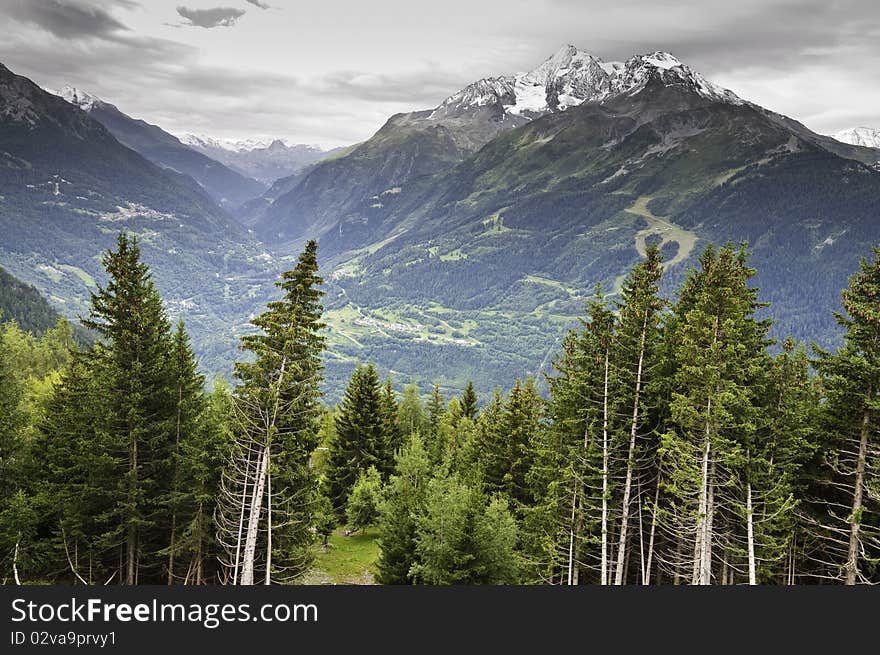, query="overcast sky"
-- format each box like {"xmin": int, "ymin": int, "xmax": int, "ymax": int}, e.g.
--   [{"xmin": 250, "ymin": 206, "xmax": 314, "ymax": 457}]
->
[{"xmin": 1, "ymin": 0, "xmax": 878, "ymax": 148}]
